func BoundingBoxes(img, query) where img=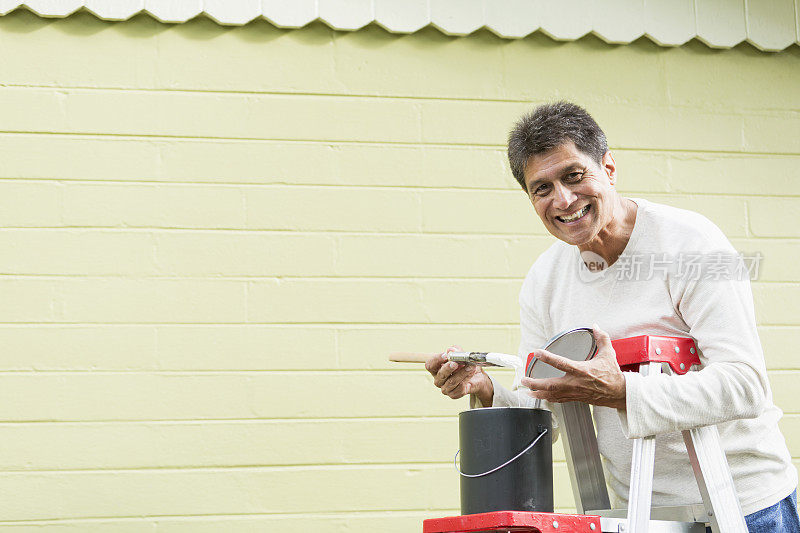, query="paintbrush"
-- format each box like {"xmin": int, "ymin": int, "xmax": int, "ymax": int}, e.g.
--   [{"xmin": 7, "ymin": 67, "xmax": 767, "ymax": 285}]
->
[{"xmin": 389, "ymin": 351, "xmax": 521, "ymax": 369}]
